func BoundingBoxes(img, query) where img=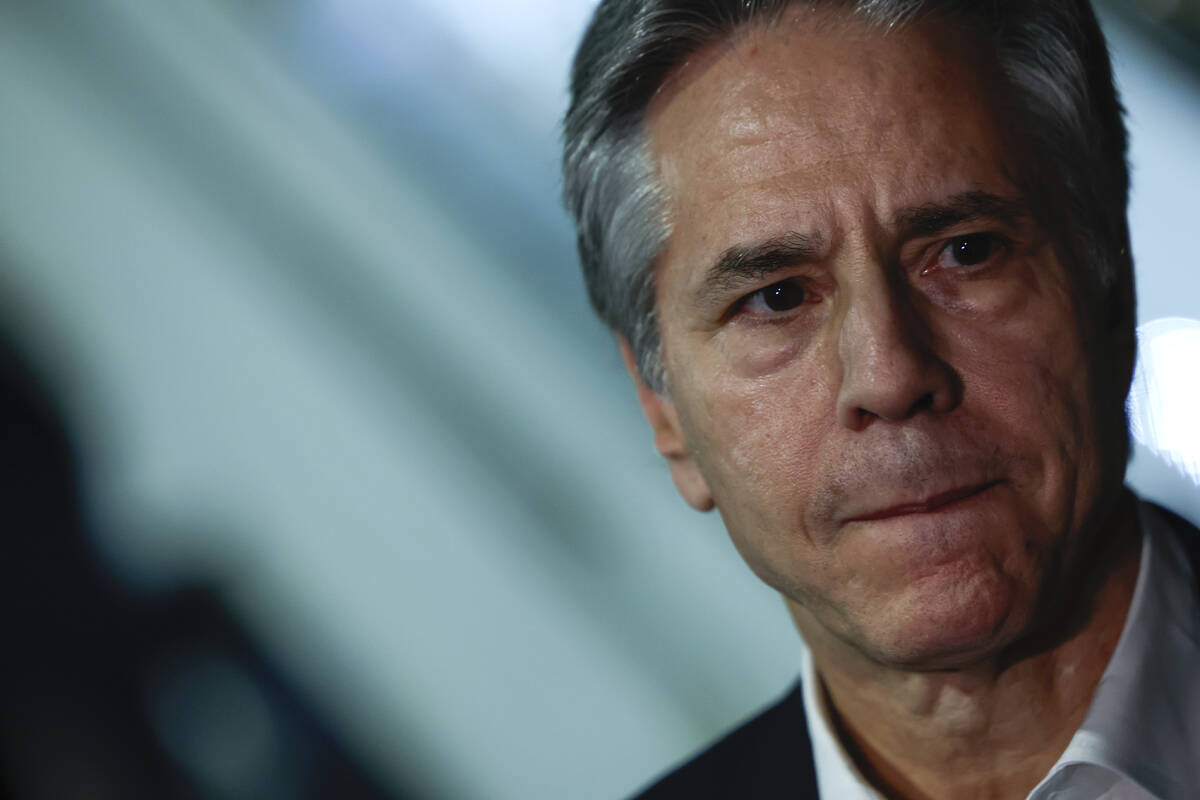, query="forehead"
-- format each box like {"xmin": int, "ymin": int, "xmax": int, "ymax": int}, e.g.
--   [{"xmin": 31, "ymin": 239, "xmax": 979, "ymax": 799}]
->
[{"xmin": 646, "ymin": 12, "xmax": 1019, "ymax": 269}]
